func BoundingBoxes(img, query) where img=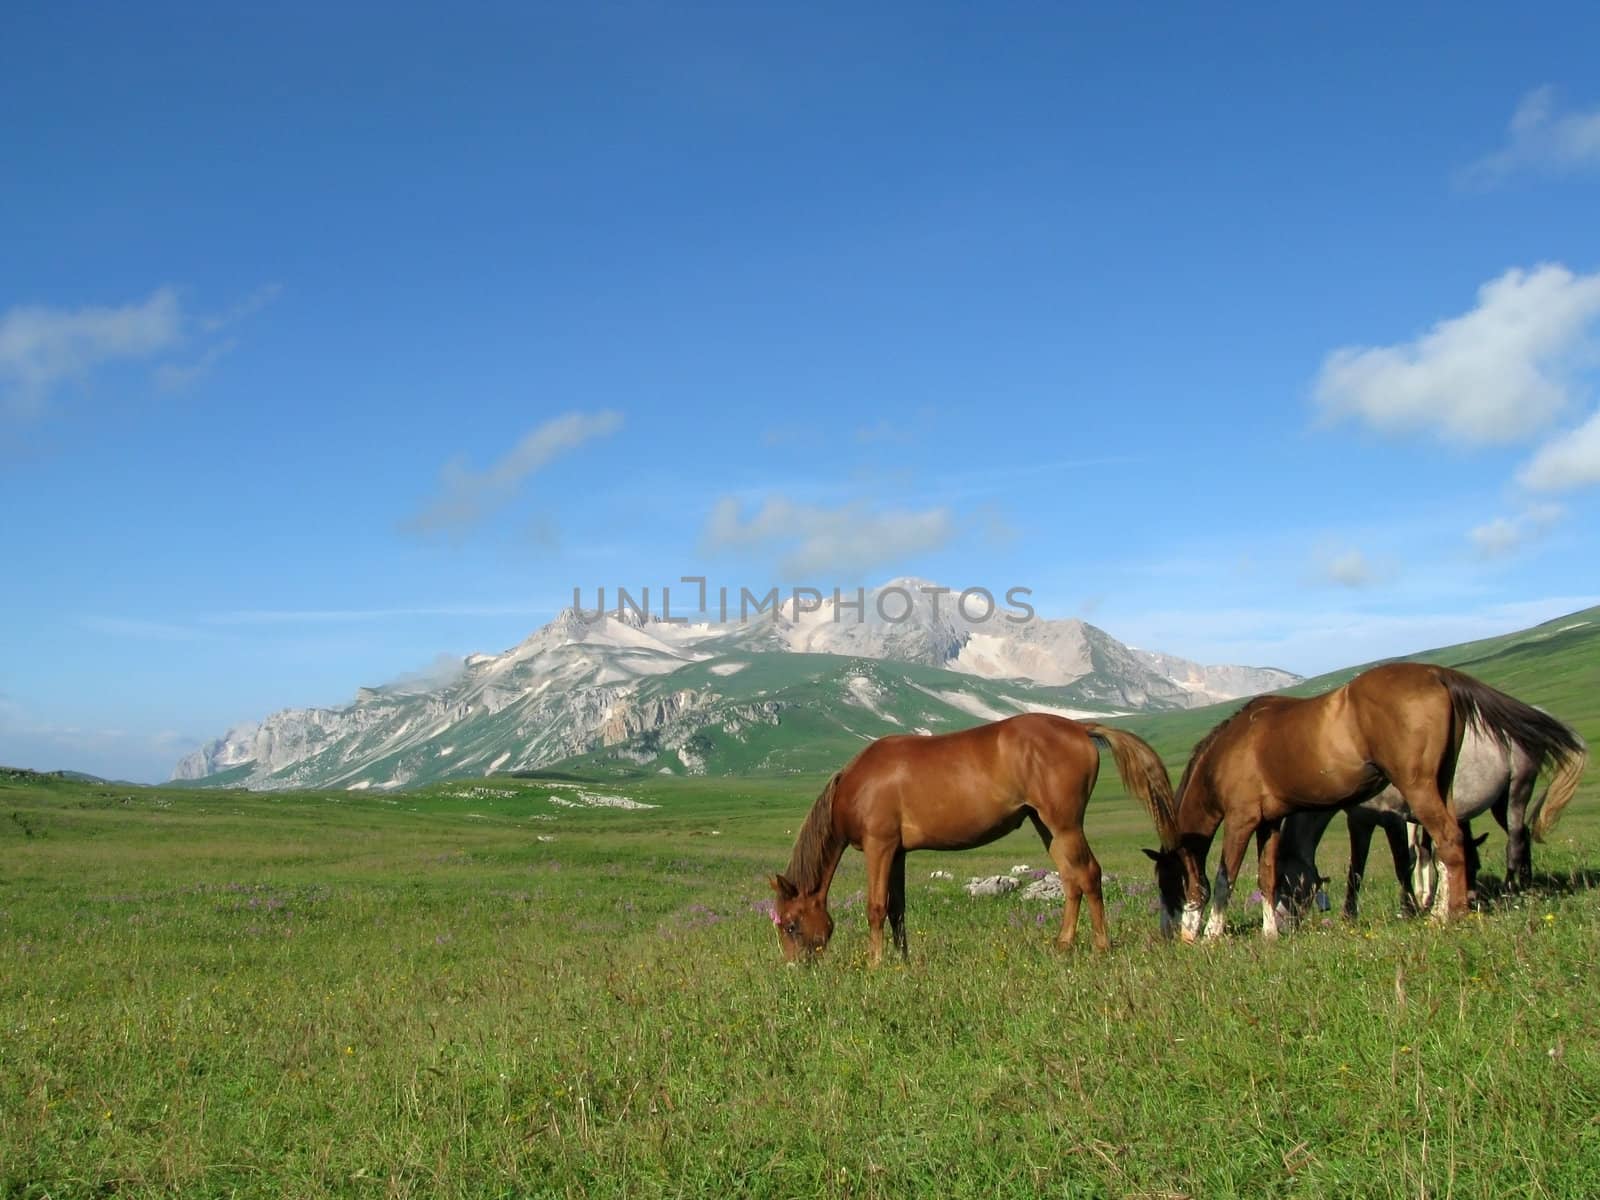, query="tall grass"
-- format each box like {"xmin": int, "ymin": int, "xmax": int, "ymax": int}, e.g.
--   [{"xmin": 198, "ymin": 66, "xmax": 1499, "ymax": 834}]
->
[{"xmin": 3, "ymin": 771, "xmax": 1598, "ymax": 1198}]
